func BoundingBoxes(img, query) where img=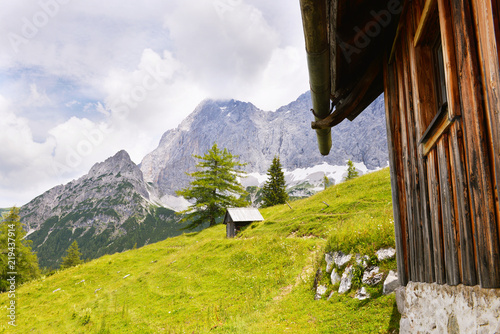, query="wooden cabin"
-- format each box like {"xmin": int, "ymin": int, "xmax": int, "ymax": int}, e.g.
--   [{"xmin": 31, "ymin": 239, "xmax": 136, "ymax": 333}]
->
[
  {"xmin": 223, "ymin": 208, "xmax": 264, "ymax": 238},
  {"xmin": 299, "ymin": 0, "xmax": 500, "ymax": 289}
]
